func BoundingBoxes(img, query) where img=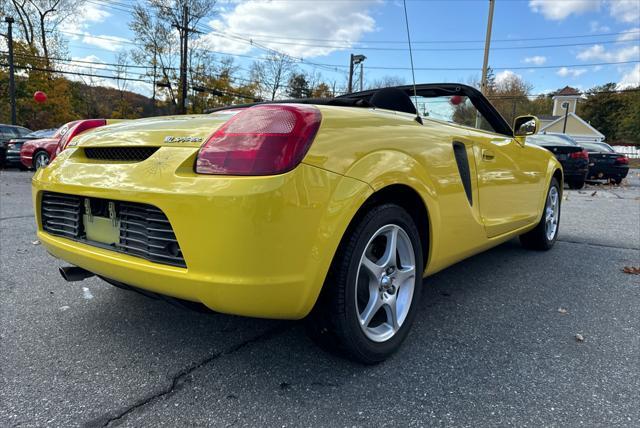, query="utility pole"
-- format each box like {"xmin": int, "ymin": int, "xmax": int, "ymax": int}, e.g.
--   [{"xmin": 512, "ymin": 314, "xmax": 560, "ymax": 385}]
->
[
  {"xmin": 476, "ymin": 0, "xmax": 495, "ymax": 128},
  {"xmin": 562, "ymin": 101, "xmax": 570, "ymax": 133},
  {"xmin": 4, "ymin": 16, "xmax": 17, "ymax": 125},
  {"xmin": 173, "ymin": 4, "xmax": 190, "ymax": 114},
  {"xmin": 359, "ymin": 62, "xmax": 364, "ymax": 92},
  {"xmin": 180, "ymin": 4, "xmax": 188, "ymax": 114},
  {"xmin": 480, "ymin": 0, "xmax": 495, "ymax": 95}
]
